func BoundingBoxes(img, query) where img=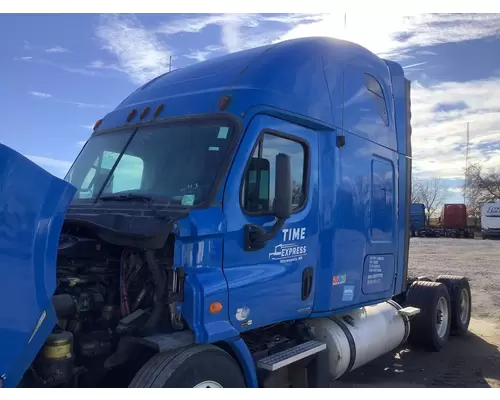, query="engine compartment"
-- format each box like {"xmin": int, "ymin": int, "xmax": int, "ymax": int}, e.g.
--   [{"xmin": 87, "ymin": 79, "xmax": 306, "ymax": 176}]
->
[{"xmin": 22, "ymin": 223, "xmax": 184, "ymax": 388}]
